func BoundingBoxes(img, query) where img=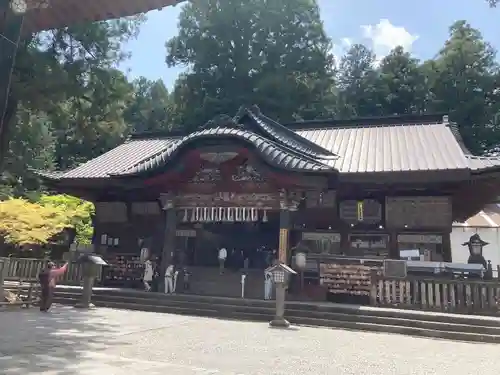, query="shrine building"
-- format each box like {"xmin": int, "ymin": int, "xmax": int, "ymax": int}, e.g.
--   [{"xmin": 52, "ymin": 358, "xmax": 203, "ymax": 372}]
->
[{"xmin": 38, "ymin": 107, "xmax": 500, "ymax": 296}]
